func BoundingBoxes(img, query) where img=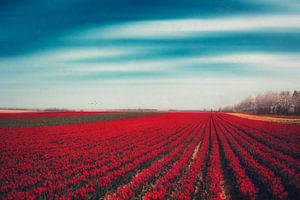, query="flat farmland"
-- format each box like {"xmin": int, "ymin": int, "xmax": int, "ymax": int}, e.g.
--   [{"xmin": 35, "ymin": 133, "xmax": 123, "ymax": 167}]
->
[
  {"xmin": 0, "ymin": 111, "xmax": 157, "ymax": 127},
  {"xmin": 0, "ymin": 112, "xmax": 299, "ymax": 200}
]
